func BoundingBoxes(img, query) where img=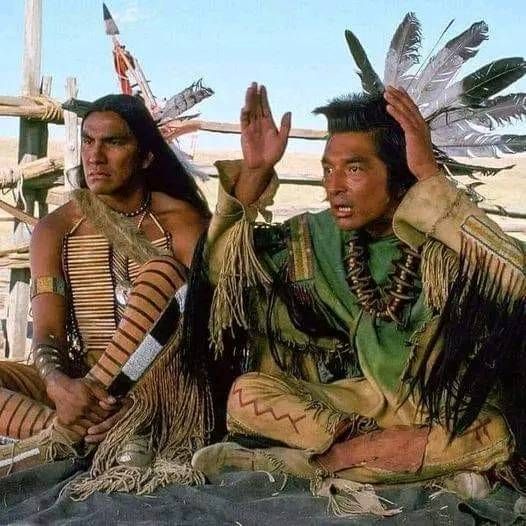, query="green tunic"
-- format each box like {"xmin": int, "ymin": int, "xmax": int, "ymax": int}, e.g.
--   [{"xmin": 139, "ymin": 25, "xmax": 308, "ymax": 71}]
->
[
  {"xmin": 206, "ymin": 160, "xmax": 524, "ymax": 479},
  {"xmin": 255, "ymin": 209, "xmax": 430, "ymax": 398}
]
